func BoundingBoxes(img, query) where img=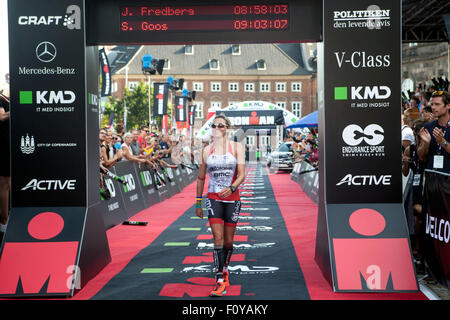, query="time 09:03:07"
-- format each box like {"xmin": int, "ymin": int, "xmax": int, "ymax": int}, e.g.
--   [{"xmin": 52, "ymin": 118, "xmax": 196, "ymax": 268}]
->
[{"xmin": 233, "ymin": 19, "xmax": 288, "ymax": 30}]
